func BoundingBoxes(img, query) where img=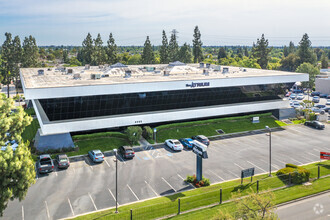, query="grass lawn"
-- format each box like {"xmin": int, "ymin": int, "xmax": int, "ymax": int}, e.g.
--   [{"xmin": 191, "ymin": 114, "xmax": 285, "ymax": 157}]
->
[
  {"xmin": 155, "ymin": 113, "xmax": 281, "ymax": 142},
  {"xmin": 21, "ymin": 119, "xmax": 40, "ymax": 142},
  {"xmin": 73, "ymin": 160, "xmax": 329, "ymax": 220}
]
